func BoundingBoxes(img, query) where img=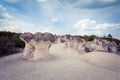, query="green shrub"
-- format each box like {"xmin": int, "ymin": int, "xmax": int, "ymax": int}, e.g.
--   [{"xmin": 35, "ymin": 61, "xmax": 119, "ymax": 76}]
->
[
  {"xmin": 0, "ymin": 31, "xmax": 25, "ymax": 57},
  {"xmin": 81, "ymin": 35, "xmax": 97, "ymax": 41}
]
